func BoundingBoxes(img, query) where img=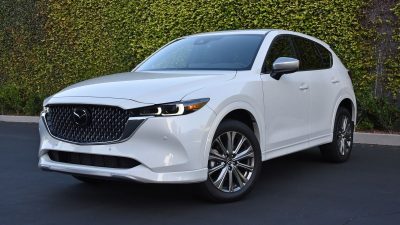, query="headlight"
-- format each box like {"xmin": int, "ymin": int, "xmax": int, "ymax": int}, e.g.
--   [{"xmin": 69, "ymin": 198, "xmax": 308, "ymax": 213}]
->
[{"xmin": 131, "ymin": 98, "xmax": 209, "ymax": 117}]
